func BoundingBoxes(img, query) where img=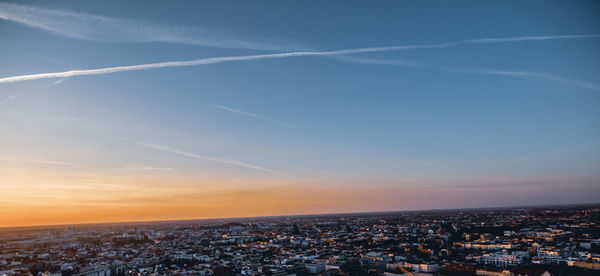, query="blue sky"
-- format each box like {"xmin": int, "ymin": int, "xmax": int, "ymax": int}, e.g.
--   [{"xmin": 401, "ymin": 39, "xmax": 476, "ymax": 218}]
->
[{"xmin": 0, "ymin": 0, "xmax": 599, "ymax": 225}]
